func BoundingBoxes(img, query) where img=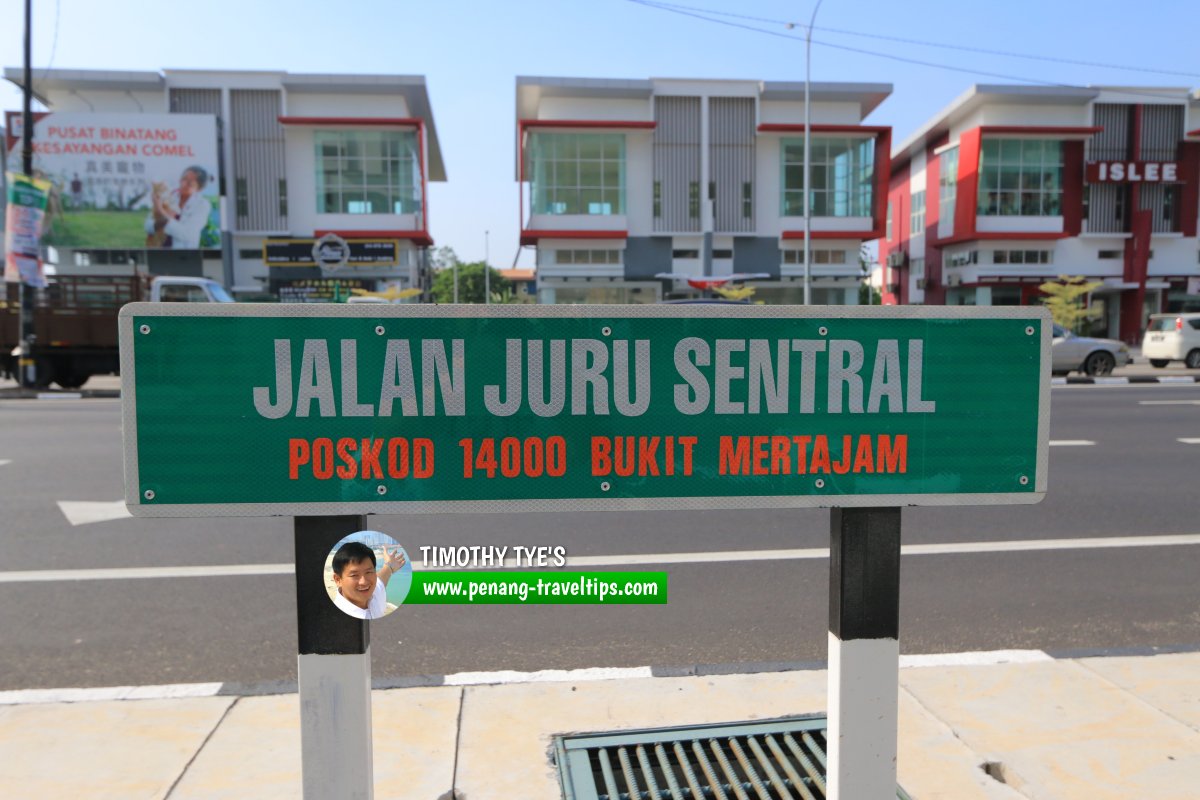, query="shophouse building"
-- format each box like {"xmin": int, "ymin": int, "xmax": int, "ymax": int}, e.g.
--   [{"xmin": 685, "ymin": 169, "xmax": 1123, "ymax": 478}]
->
[
  {"xmin": 881, "ymin": 85, "xmax": 1200, "ymax": 341},
  {"xmin": 3, "ymin": 68, "xmax": 444, "ymax": 300},
  {"xmin": 515, "ymin": 76, "xmax": 892, "ymax": 304}
]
